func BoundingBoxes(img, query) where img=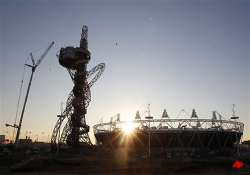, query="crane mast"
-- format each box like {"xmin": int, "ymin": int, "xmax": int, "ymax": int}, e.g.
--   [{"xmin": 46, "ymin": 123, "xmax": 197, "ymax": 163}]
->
[{"xmin": 14, "ymin": 41, "xmax": 54, "ymax": 145}]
